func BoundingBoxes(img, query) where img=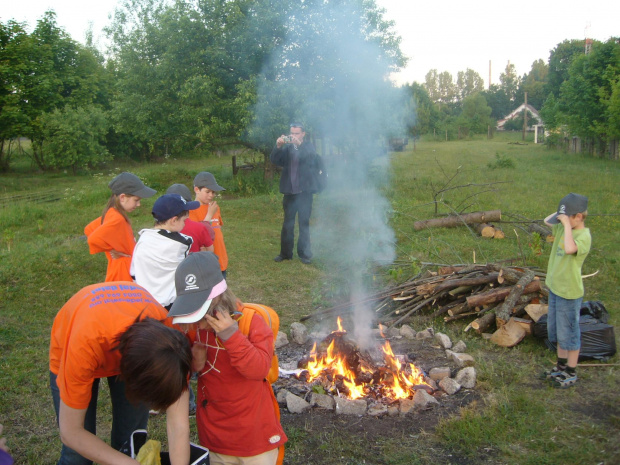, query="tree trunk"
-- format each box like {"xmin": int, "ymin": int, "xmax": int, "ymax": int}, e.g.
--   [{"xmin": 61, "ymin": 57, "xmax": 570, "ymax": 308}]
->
[
  {"xmin": 414, "ymin": 210, "xmax": 502, "ymax": 231},
  {"xmin": 528, "ymin": 223, "xmax": 553, "ymax": 242},
  {"xmin": 495, "ymin": 271, "xmax": 536, "ymax": 325},
  {"xmin": 466, "ymin": 279, "xmax": 541, "ymax": 308},
  {"xmin": 433, "ymin": 272, "xmax": 499, "ymax": 293},
  {"xmin": 475, "ymin": 223, "xmax": 495, "ymax": 238},
  {"xmin": 471, "ymin": 312, "xmax": 496, "ymax": 333}
]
